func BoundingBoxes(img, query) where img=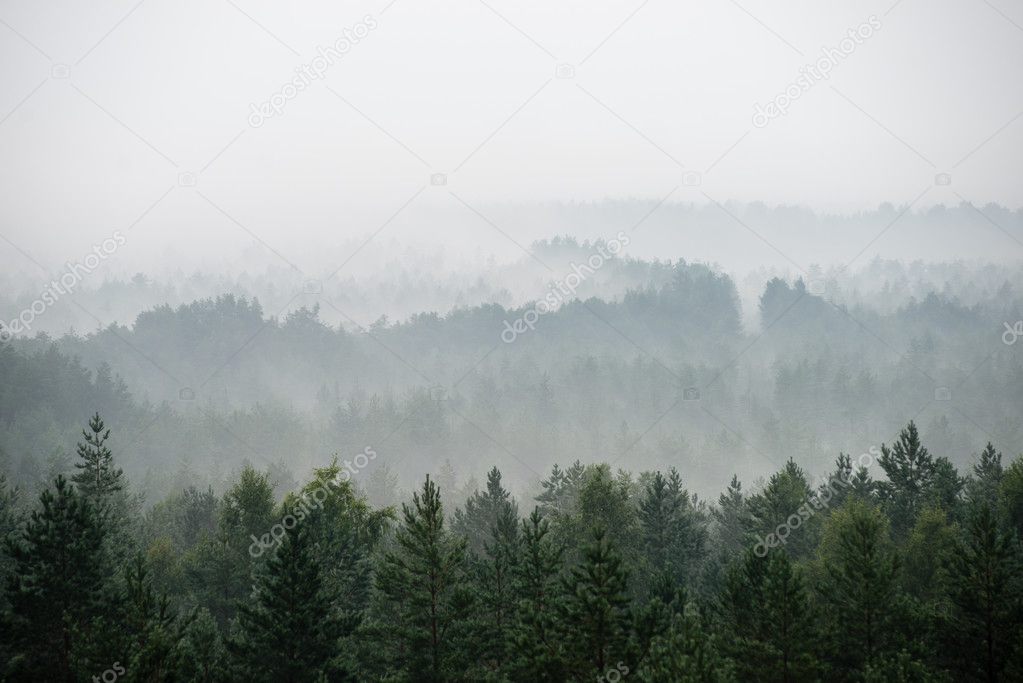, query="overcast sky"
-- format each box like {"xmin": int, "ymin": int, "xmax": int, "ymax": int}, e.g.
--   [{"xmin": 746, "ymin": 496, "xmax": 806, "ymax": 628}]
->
[{"xmin": 1, "ymin": 0, "xmax": 1021, "ymax": 279}]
